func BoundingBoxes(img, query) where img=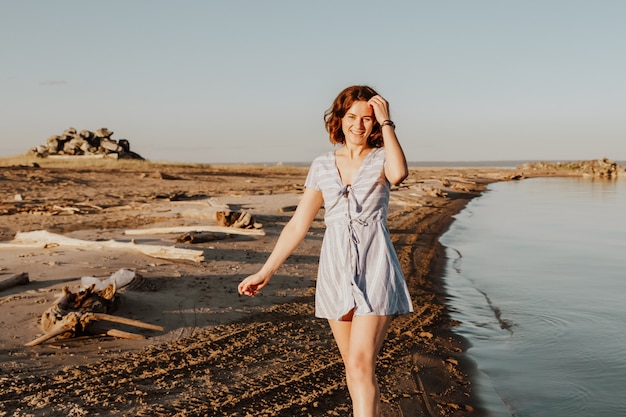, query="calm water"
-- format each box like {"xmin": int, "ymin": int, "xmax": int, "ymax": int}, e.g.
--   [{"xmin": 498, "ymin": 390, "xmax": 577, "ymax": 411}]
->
[{"xmin": 441, "ymin": 177, "xmax": 626, "ymax": 417}]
